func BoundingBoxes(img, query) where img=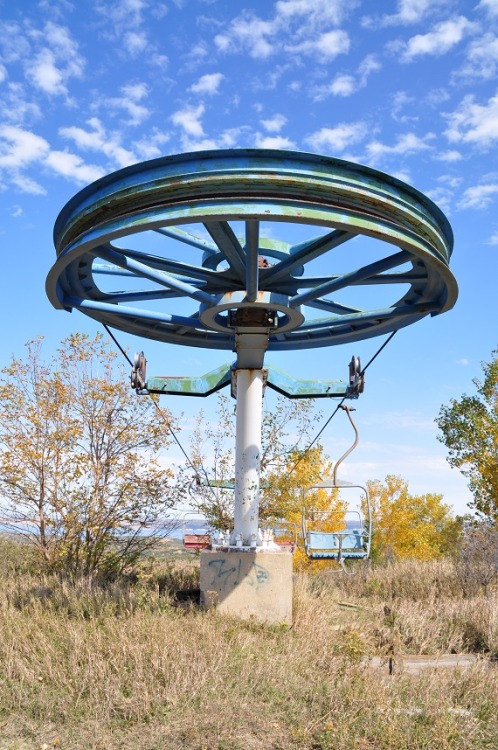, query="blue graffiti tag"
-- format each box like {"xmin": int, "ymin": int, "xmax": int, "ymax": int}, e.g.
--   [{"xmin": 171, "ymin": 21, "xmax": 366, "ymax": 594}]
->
[{"xmin": 207, "ymin": 559, "xmax": 270, "ymax": 590}]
